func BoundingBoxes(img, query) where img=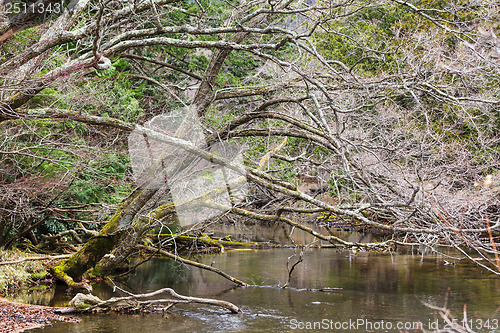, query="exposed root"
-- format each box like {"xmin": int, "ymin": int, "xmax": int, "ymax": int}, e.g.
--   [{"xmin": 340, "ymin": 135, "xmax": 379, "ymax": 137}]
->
[{"xmin": 48, "ymin": 264, "xmax": 92, "ymax": 292}]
